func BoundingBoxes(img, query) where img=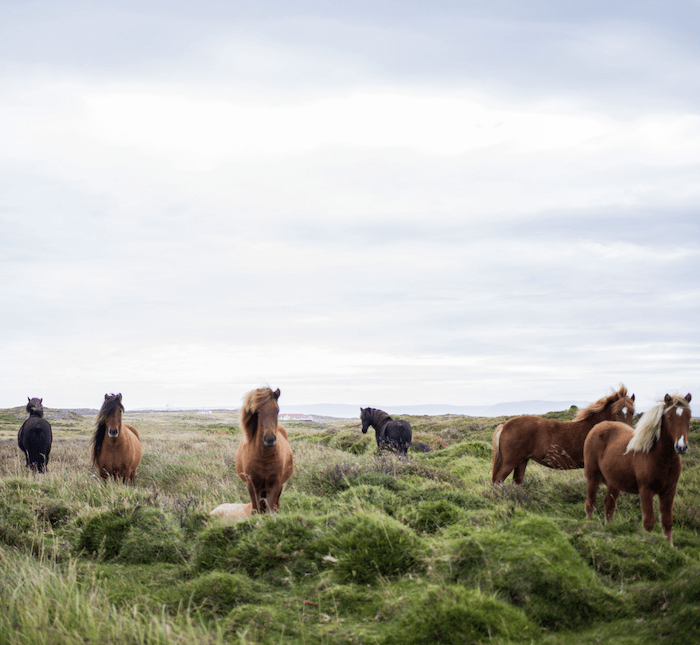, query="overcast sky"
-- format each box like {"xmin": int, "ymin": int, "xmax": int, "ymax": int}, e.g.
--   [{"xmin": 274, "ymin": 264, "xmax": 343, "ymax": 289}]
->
[{"xmin": 1, "ymin": 1, "xmax": 699, "ymax": 412}]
